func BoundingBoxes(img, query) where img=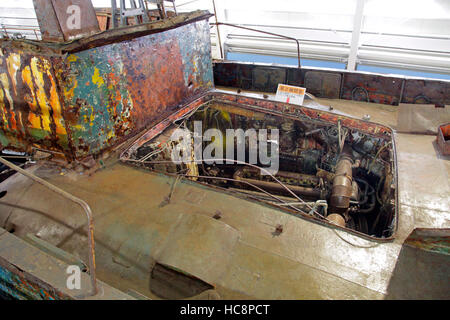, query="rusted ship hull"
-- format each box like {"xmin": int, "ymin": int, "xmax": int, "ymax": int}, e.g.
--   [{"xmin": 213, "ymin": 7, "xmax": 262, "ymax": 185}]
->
[{"xmin": 0, "ymin": 11, "xmax": 213, "ymax": 160}]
